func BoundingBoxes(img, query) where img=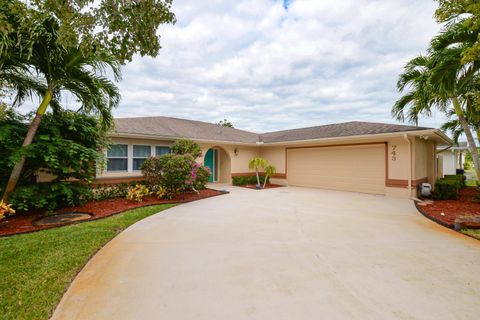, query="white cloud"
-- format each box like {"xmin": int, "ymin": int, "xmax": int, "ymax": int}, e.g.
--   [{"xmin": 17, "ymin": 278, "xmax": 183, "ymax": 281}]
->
[{"xmin": 112, "ymin": 0, "xmax": 447, "ymax": 132}]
